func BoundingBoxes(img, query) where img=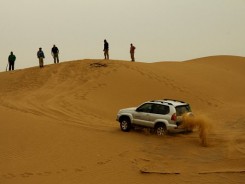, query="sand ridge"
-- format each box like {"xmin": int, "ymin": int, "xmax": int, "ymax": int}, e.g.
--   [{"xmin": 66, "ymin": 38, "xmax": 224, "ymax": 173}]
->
[{"xmin": 0, "ymin": 56, "xmax": 244, "ymax": 183}]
